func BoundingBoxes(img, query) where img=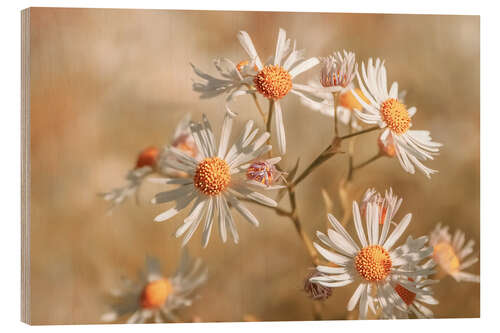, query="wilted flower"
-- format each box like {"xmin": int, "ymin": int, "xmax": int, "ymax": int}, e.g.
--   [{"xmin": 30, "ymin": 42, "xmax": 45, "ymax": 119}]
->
[
  {"xmin": 245, "ymin": 157, "xmax": 284, "ymax": 187},
  {"xmin": 429, "ymin": 223, "xmax": 480, "ymax": 283},
  {"xmin": 319, "ymin": 51, "xmax": 357, "ymax": 89},
  {"xmin": 304, "ymin": 269, "xmax": 333, "ymax": 301},
  {"xmin": 151, "ymin": 109, "xmax": 280, "ymax": 247},
  {"xmin": 101, "ymin": 251, "xmax": 207, "ymax": 324},
  {"xmin": 352, "ymin": 58, "xmax": 442, "ymax": 178}
]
